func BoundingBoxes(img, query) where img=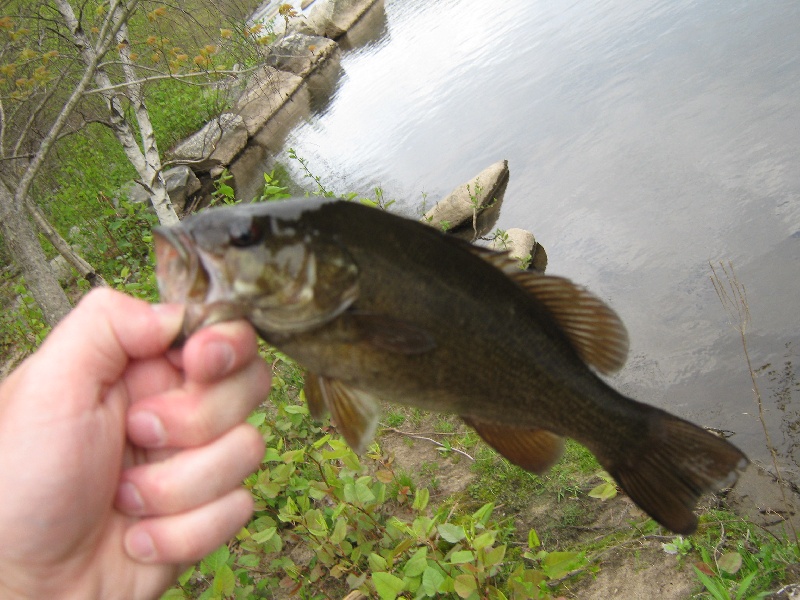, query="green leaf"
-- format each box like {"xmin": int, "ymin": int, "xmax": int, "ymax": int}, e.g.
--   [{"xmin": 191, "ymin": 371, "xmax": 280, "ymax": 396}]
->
[
  {"xmin": 251, "ymin": 526, "xmax": 276, "ymax": 544},
  {"xmin": 527, "ymin": 528, "xmax": 541, "ymax": 549},
  {"xmin": 159, "ymin": 589, "xmax": 186, "ymax": 600},
  {"xmin": 369, "ymin": 552, "xmax": 388, "ymax": 572},
  {"xmin": 473, "ymin": 530, "xmax": 497, "ymax": 550},
  {"xmin": 472, "ymin": 502, "xmax": 495, "ymax": 525},
  {"xmin": 412, "ymin": 487, "xmax": 430, "ymax": 511},
  {"xmin": 177, "ymin": 565, "xmax": 194, "ymax": 585},
  {"xmin": 202, "ymin": 545, "xmax": 230, "ymax": 572},
  {"xmin": 211, "ymin": 564, "xmax": 235, "ymax": 596},
  {"xmin": 372, "ymin": 572, "xmax": 405, "ymax": 600},
  {"xmin": 421, "ymin": 566, "xmax": 446, "ymax": 596},
  {"xmin": 247, "ymin": 412, "xmax": 266, "ymax": 427},
  {"xmin": 450, "ymin": 550, "xmax": 475, "ymax": 564},
  {"xmin": 454, "ymin": 573, "xmax": 478, "ymax": 599},
  {"xmin": 404, "ymin": 548, "xmax": 428, "ymax": 577},
  {"xmin": 542, "ymin": 551, "xmax": 585, "ymax": 579},
  {"xmin": 718, "ymin": 552, "xmax": 743, "ymax": 575},
  {"xmin": 438, "ymin": 523, "xmax": 466, "ymax": 543},
  {"xmin": 331, "ymin": 517, "xmax": 348, "ymax": 544},
  {"xmin": 588, "ymin": 482, "xmax": 618, "ymax": 500}
]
